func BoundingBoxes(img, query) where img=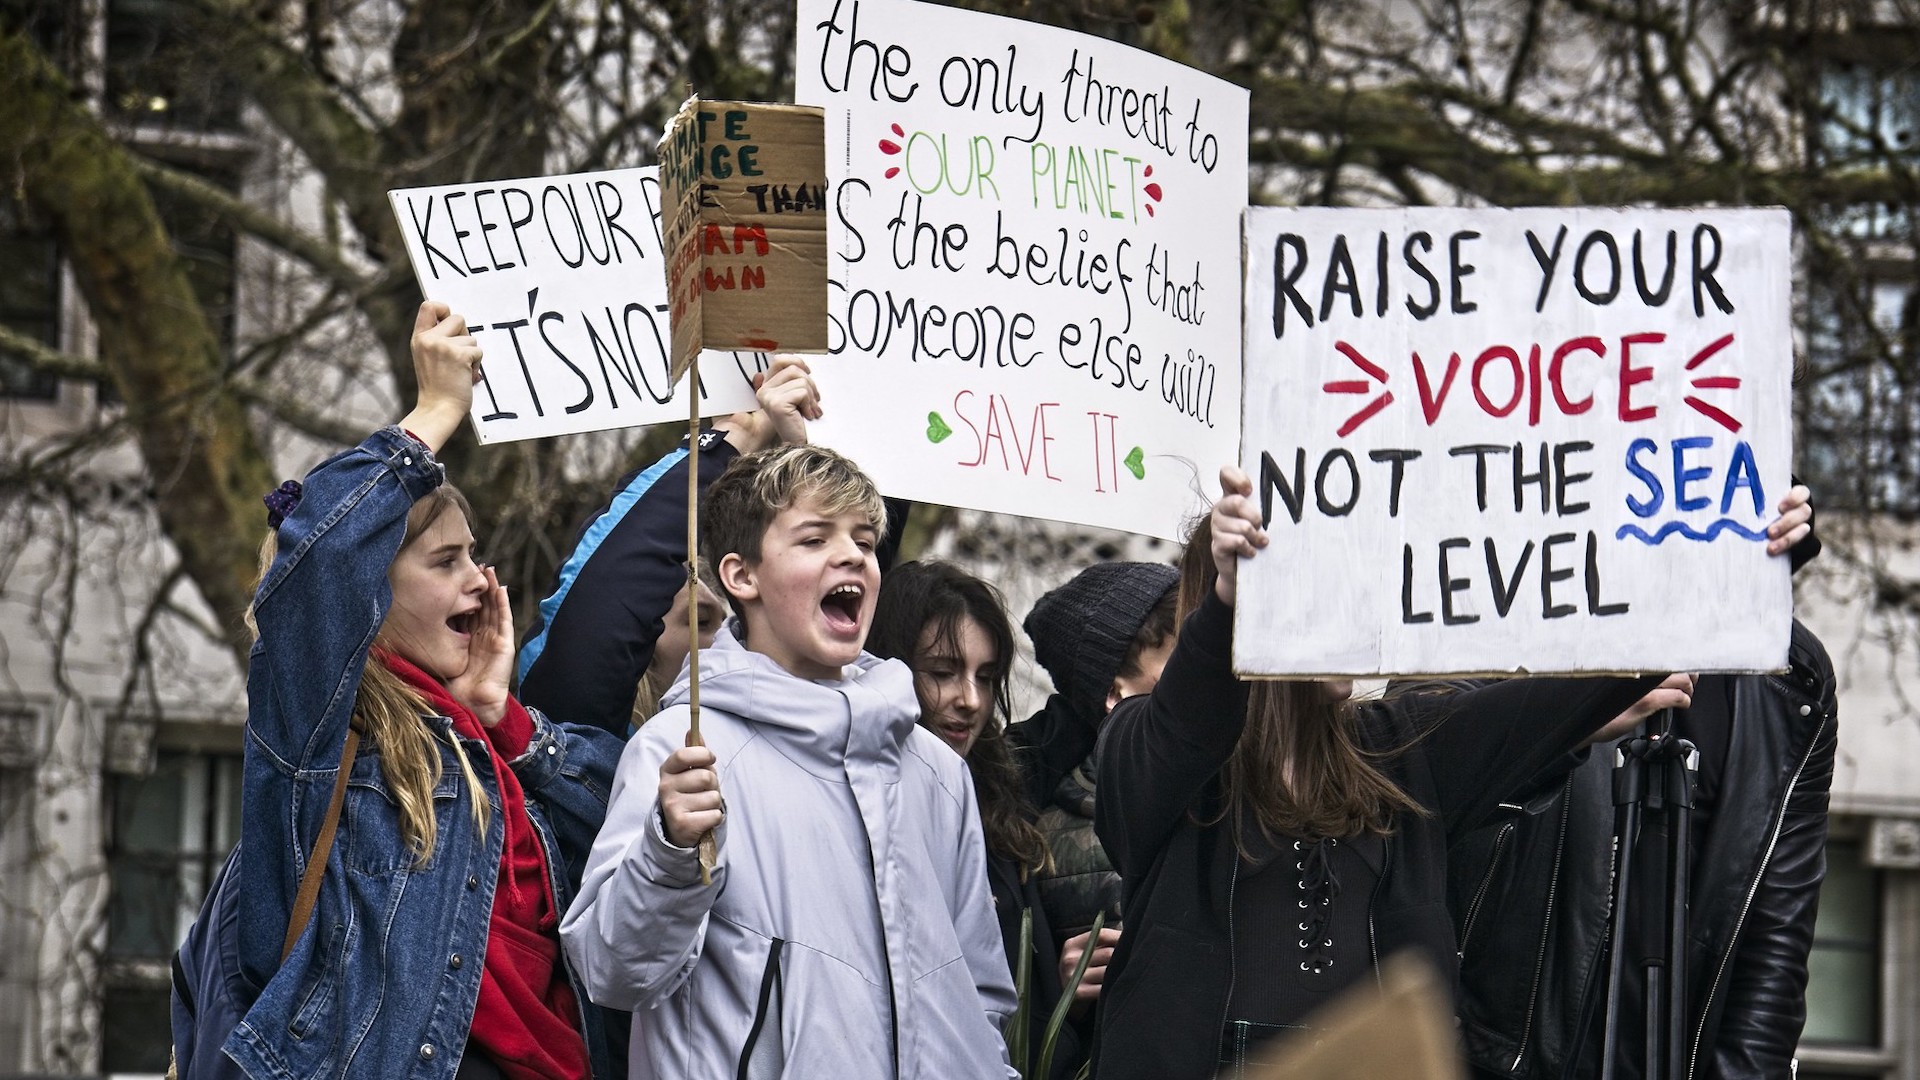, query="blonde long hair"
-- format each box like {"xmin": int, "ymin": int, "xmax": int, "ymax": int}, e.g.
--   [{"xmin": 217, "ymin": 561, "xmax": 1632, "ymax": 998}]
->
[{"xmin": 250, "ymin": 486, "xmax": 491, "ymax": 865}]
